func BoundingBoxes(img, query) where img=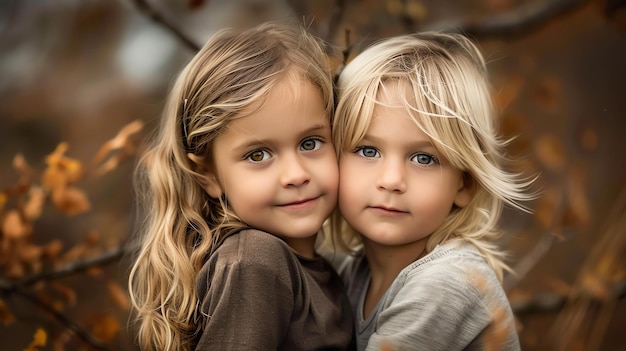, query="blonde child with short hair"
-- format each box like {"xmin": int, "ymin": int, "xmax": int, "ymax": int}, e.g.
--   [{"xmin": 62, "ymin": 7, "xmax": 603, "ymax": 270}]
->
[
  {"xmin": 129, "ymin": 23, "xmax": 355, "ymax": 351},
  {"xmin": 332, "ymin": 32, "xmax": 535, "ymax": 350}
]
